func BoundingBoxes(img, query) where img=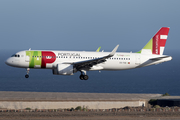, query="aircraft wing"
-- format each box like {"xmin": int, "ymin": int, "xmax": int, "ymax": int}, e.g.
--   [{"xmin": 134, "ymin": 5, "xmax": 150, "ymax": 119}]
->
[{"xmin": 70, "ymin": 45, "xmax": 119, "ymax": 70}]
